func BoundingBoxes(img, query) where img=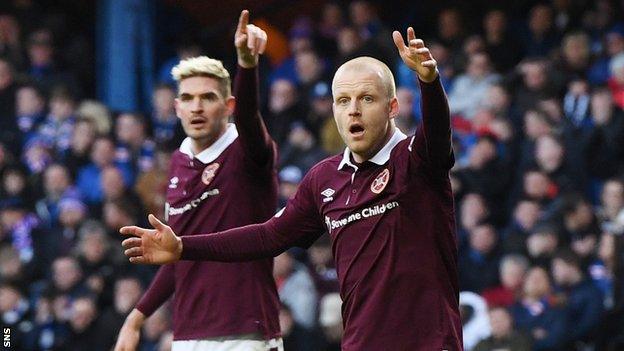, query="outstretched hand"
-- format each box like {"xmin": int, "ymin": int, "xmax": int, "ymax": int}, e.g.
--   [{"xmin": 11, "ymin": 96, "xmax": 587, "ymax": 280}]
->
[
  {"xmin": 120, "ymin": 214, "xmax": 182, "ymax": 265},
  {"xmin": 392, "ymin": 27, "xmax": 438, "ymax": 83},
  {"xmin": 235, "ymin": 9, "xmax": 268, "ymax": 68}
]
